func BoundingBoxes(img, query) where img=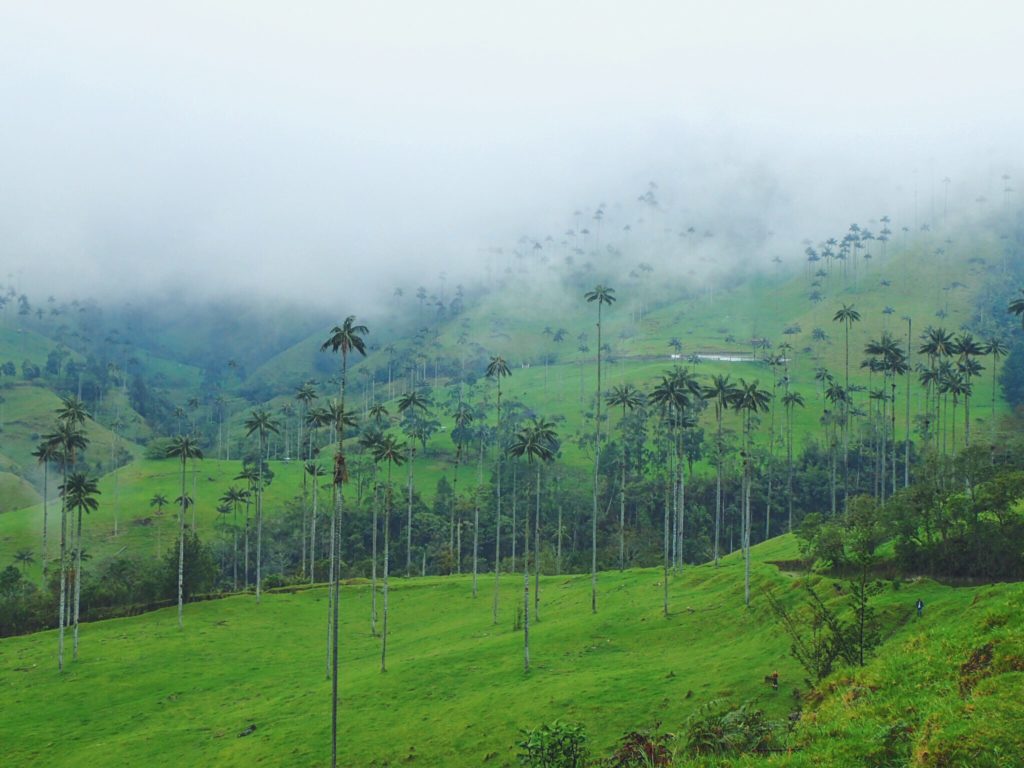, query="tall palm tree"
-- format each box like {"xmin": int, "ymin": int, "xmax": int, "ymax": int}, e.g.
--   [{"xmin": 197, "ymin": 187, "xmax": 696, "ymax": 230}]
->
[
  {"xmin": 449, "ymin": 400, "xmax": 474, "ymax": 558},
  {"xmin": 32, "ymin": 440, "xmax": 59, "ymax": 587},
  {"xmin": 320, "ymin": 315, "xmax": 368, "ymax": 768},
  {"xmin": 734, "ymin": 379, "xmax": 771, "ymax": 607},
  {"xmin": 63, "ymin": 472, "xmax": 100, "ymax": 660},
  {"xmin": 397, "ymin": 389, "xmax": 430, "ymax": 577},
  {"xmin": 219, "ymin": 486, "xmax": 246, "ymax": 590},
  {"xmin": 832, "ymin": 303, "xmax": 860, "ymax": 510},
  {"xmin": 952, "ymin": 333, "xmax": 984, "ymax": 448},
  {"xmin": 1009, "ymin": 289, "xmax": 1024, "ymax": 329},
  {"xmin": 919, "ymin": 327, "xmax": 954, "ymax": 452},
  {"xmin": 781, "ymin": 391, "xmax": 805, "ymax": 531},
  {"xmin": 244, "ymin": 408, "xmax": 280, "ymax": 604},
  {"xmin": 44, "ymin": 417, "xmax": 88, "ymax": 672},
  {"xmin": 485, "ymin": 355, "xmax": 511, "ymax": 624},
  {"xmin": 295, "ymin": 382, "xmax": 319, "ymax": 461},
  {"xmin": 372, "ymin": 434, "xmax": 406, "ymax": 674},
  {"xmin": 507, "ymin": 417, "xmax": 558, "ymax": 673},
  {"xmin": 985, "ymin": 336, "xmax": 1009, "ymax": 445},
  {"xmin": 702, "ymin": 374, "xmax": 739, "ymax": 565},
  {"xmin": 166, "ymin": 435, "xmax": 203, "ymax": 629},
  {"xmin": 304, "ymin": 462, "xmax": 325, "ymax": 584},
  {"xmin": 606, "ymin": 383, "xmax": 644, "ymax": 570},
  {"xmin": 584, "ymin": 284, "xmax": 615, "ymax": 613},
  {"xmin": 13, "ymin": 548, "xmax": 35, "ymax": 574}
]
